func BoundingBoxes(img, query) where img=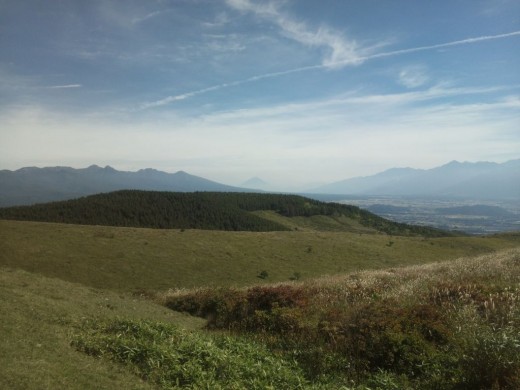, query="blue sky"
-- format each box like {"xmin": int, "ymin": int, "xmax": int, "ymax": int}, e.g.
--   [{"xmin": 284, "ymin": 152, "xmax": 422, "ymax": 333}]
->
[{"xmin": 1, "ymin": 0, "xmax": 519, "ymax": 190}]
